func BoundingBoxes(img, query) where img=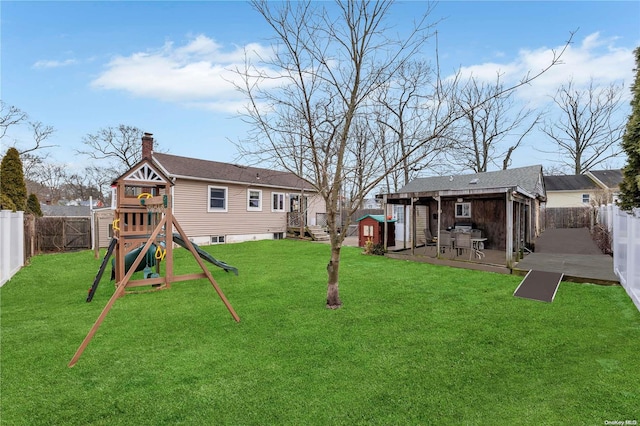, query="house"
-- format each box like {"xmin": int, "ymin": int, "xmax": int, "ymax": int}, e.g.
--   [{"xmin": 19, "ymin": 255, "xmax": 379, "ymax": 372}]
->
[
  {"xmin": 380, "ymin": 165, "xmax": 546, "ymax": 267},
  {"xmin": 96, "ymin": 134, "xmax": 325, "ymax": 247},
  {"xmin": 545, "ymin": 169, "xmax": 623, "ymax": 208}
]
